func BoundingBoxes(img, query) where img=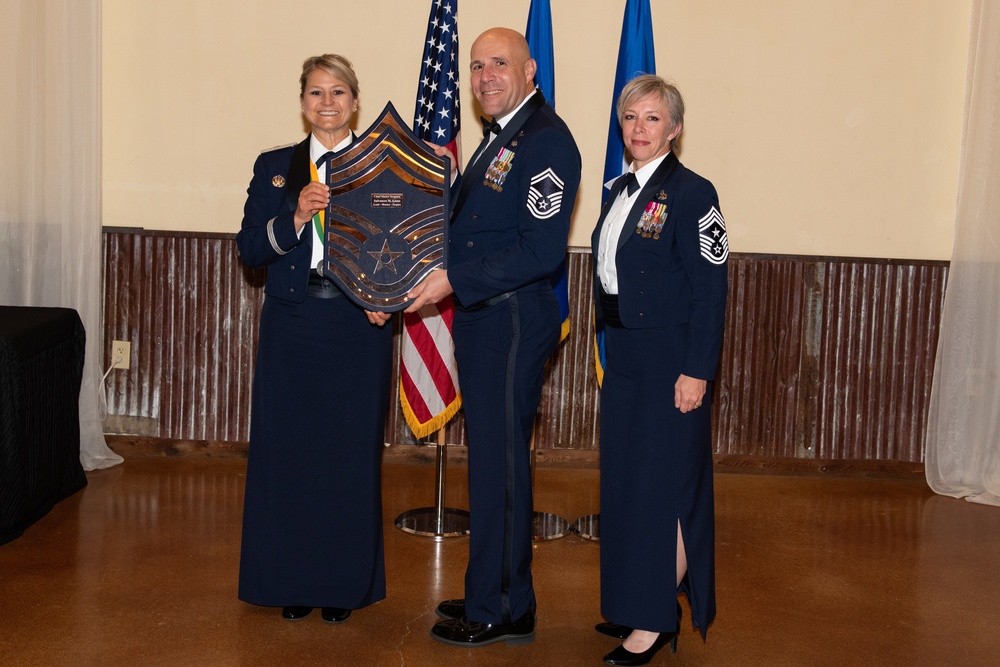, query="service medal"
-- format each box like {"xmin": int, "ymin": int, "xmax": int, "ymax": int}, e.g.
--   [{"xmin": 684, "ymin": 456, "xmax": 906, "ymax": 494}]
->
[
  {"xmin": 484, "ymin": 147, "xmax": 515, "ymax": 192},
  {"xmin": 636, "ymin": 201, "xmax": 668, "ymax": 237}
]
